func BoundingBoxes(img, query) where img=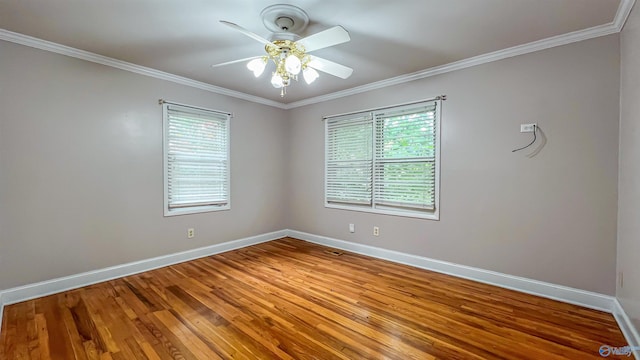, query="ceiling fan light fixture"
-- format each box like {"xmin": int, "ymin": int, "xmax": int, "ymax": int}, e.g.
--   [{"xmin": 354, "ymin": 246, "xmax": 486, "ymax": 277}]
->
[
  {"xmin": 303, "ymin": 67, "xmax": 319, "ymax": 84},
  {"xmin": 284, "ymin": 54, "xmax": 302, "ymax": 75},
  {"xmin": 215, "ymin": 5, "xmax": 352, "ymax": 97},
  {"xmin": 247, "ymin": 58, "xmax": 267, "ymax": 77}
]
